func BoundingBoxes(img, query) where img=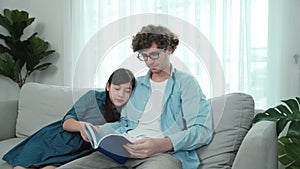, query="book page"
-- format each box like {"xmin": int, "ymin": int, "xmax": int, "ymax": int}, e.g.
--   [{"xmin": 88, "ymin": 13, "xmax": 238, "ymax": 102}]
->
[{"xmin": 83, "ymin": 123, "xmax": 102, "ymax": 148}]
